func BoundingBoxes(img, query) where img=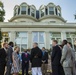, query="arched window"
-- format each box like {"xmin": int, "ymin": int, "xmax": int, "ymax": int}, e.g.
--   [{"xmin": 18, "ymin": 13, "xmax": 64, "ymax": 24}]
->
[
  {"xmin": 49, "ymin": 7, "xmax": 54, "ymax": 15},
  {"xmin": 14, "ymin": 8, "xmax": 17, "ymax": 16},
  {"xmin": 30, "ymin": 5, "xmax": 36, "ymax": 17},
  {"xmin": 31, "ymin": 8, "xmax": 35, "ymax": 17},
  {"xmin": 45, "ymin": 8, "xmax": 48, "ymax": 15},
  {"xmin": 55, "ymin": 8, "xmax": 57, "ymax": 15},
  {"xmin": 14, "ymin": 7, "xmax": 18, "ymax": 16},
  {"xmin": 28, "ymin": 8, "xmax": 30, "ymax": 15},
  {"xmin": 58, "ymin": 9, "xmax": 61, "ymax": 16},
  {"xmin": 21, "ymin": 6, "xmax": 26, "ymax": 14},
  {"xmin": 14, "ymin": 6, "xmax": 19, "ymax": 16},
  {"xmin": 41, "ymin": 8, "xmax": 45, "ymax": 17},
  {"xmin": 18, "ymin": 7, "xmax": 20, "ymax": 15}
]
